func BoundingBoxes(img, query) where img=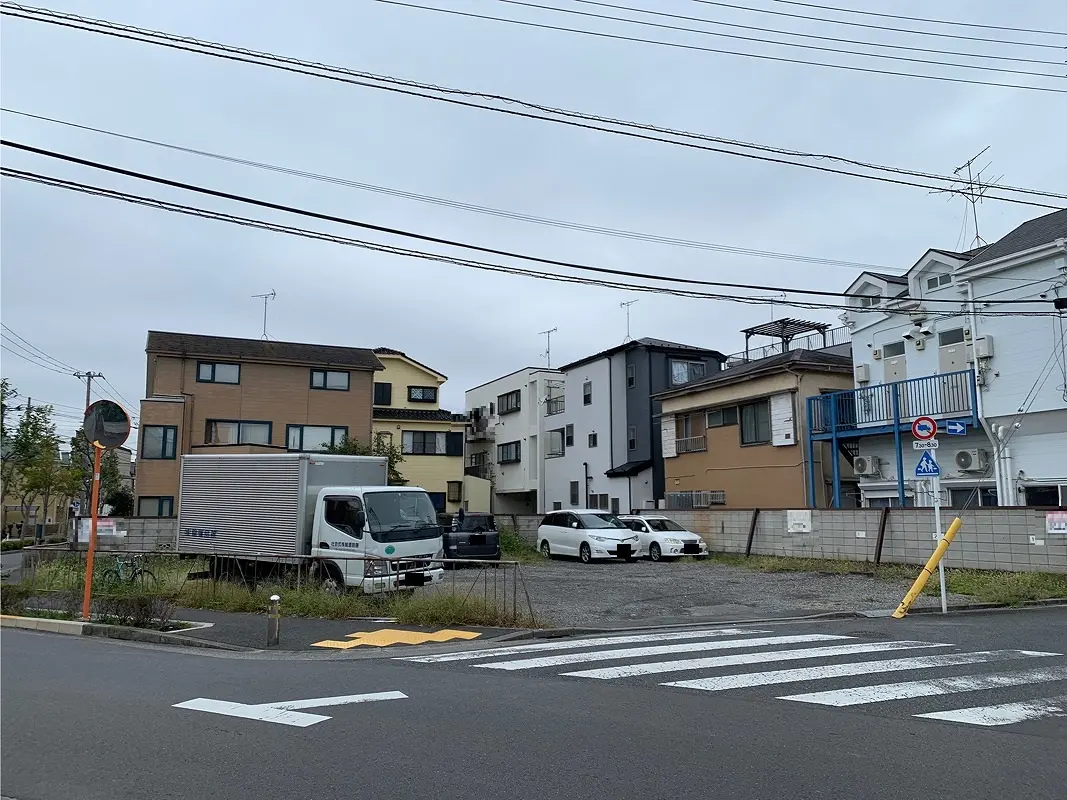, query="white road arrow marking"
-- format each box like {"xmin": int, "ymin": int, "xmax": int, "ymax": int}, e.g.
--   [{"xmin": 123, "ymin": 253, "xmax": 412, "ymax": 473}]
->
[{"xmin": 173, "ymin": 691, "xmax": 407, "ymax": 727}]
